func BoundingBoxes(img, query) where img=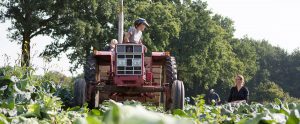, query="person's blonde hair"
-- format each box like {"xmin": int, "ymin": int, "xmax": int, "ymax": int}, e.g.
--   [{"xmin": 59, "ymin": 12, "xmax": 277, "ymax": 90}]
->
[
  {"xmin": 236, "ymin": 74, "xmax": 245, "ymax": 84},
  {"xmin": 110, "ymin": 39, "xmax": 118, "ymax": 48},
  {"xmin": 110, "ymin": 39, "xmax": 118, "ymax": 45}
]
